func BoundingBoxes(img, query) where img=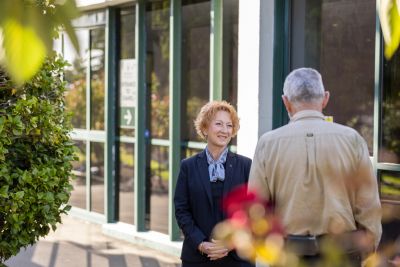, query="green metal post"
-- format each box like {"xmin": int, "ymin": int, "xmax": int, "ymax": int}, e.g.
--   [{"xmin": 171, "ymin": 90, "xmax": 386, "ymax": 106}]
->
[
  {"xmin": 374, "ymin": 32, "xmax": 380, "ymax": 173},
  {"xmin": 373, "ymin": 10, "xmax": 382, "ymax": 177},
  {"xmin": 221, "ymin": 0, "xmax": 231, "ymax": 102},
  {"xmin": 210, "ymin": 0, "xmax": 223, "ymax": 101},
  {"xmin": 134, "ymin": 0, "xmax": 147, "ymax": 231},
  {"xmin": 105, "ymin": 7, "xmax": 117, "ymax": 223},
  {"xmin": 169, "ymin": 0, "xmax": 182, "ymax": 241},
  {"xmin": 86, "ymin": 29, "xmax": 92, "ymax": 211},
  {"xmin": 272, "ymin": 0, "xmax": 290, "ymax": 129}
]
